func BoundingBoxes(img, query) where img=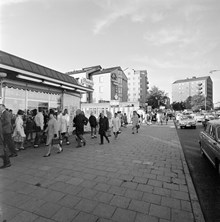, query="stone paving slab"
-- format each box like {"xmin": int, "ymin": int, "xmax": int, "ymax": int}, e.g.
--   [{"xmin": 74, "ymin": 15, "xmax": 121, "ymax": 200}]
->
[{"xmin": 0, "ymin": 121, "xmax": 205, "ymax": 222}]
